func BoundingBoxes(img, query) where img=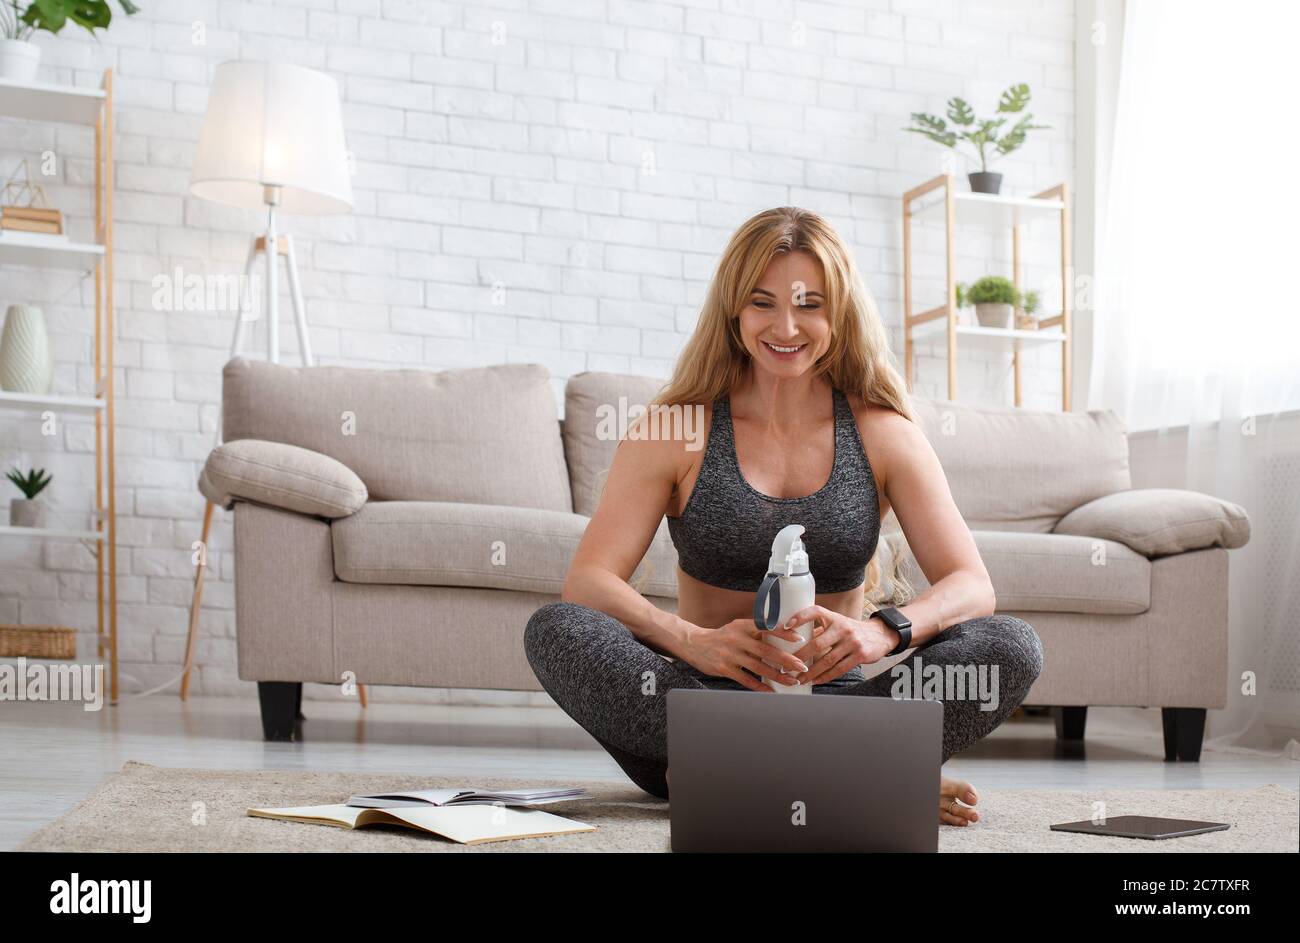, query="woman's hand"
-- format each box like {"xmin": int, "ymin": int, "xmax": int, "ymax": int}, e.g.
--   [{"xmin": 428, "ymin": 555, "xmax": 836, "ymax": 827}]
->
[
  {"xmin": 784, "ymin": 606, "xmax": 899, "ymax": 685},
  {"xmin": 683, "ymin": 619, "xmax": 809, "ymax": 692}
]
